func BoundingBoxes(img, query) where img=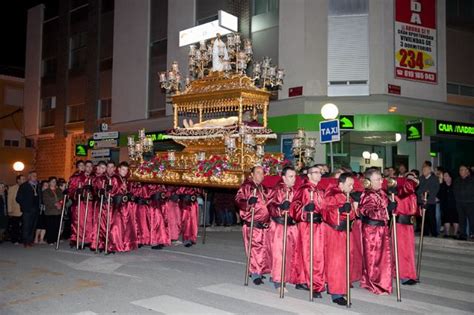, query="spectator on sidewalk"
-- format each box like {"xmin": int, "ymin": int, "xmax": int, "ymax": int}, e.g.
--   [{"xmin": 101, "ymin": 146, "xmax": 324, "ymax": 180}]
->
[
  {"xmin": 438, "ymin": 171, "xmax": 458, "ymax": 238},
  {"xmin": 43, "ymin": 177, "xmax": 64, "ymax": 245},
  {"xmin": 453, "ymin": 165, "xmax": 474, "ymax": 241},
  {"xmin": 417, "ymin": 164, "xmax": 440, "ymax": 237},
  {"xmin": 16, "ymin": 171, "xmax": 41, "ymax": 247},
  {"xmin": 7, "ymin": 174, "xmax": 25, "ymax": 244},
  {"xmin": 34, "ymin": 180, "xmax": 49, "ymax": 244}
]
